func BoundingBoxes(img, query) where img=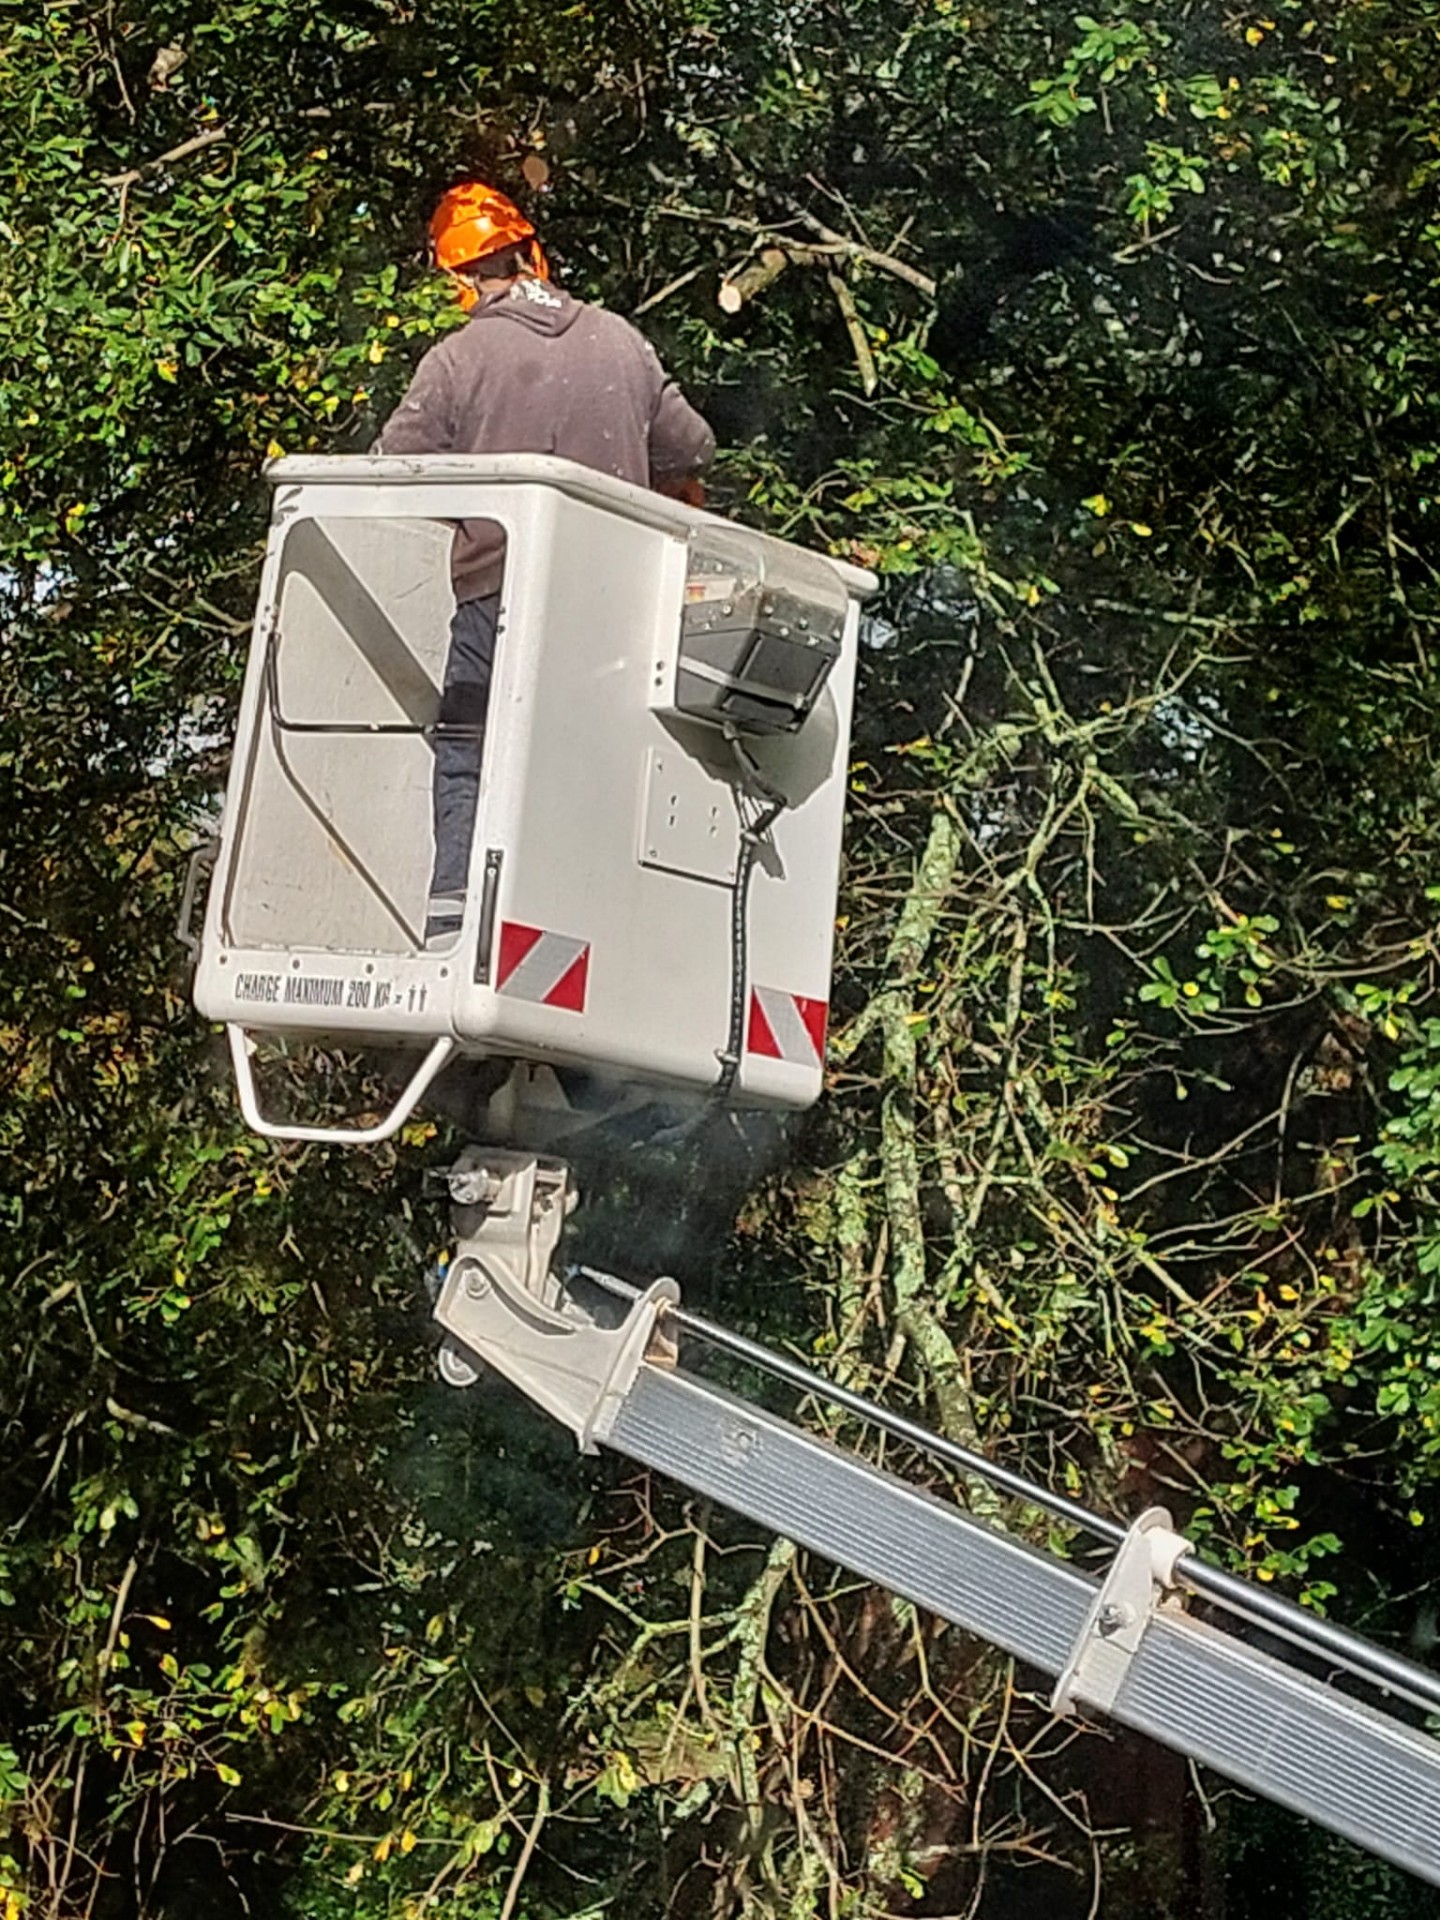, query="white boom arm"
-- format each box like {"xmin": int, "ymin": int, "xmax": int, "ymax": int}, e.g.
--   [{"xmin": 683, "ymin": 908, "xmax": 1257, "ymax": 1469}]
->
[{"xmin": 435, "ymin": 1150, "xmax": 1440, "ymax": 1889}]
